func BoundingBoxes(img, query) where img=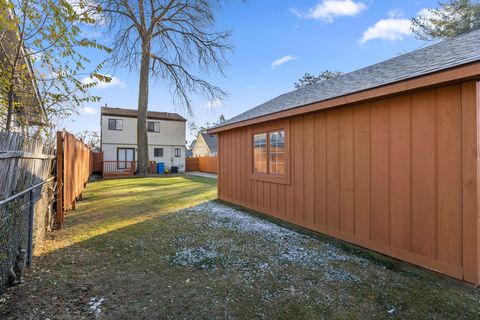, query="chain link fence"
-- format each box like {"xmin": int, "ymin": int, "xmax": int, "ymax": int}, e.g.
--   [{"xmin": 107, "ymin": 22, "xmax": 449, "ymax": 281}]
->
[{"xmin": 0, "ymin": 132, "xmax": 55, "ymax": 294}]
